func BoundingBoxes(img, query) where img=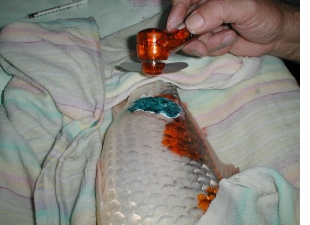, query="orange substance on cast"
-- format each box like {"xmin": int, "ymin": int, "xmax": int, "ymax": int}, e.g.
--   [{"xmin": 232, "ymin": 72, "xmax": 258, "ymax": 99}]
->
[
  {"xmin": 197, "ymin": 187, "xmax": 219, "ymax": 213},
  {"xmin": 161, "ymin": 105, "xmax": 220, "ymax": 179},
  {"xmin": 161, "ymin": 95, "xmax": 222, "ymax": 214}
]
